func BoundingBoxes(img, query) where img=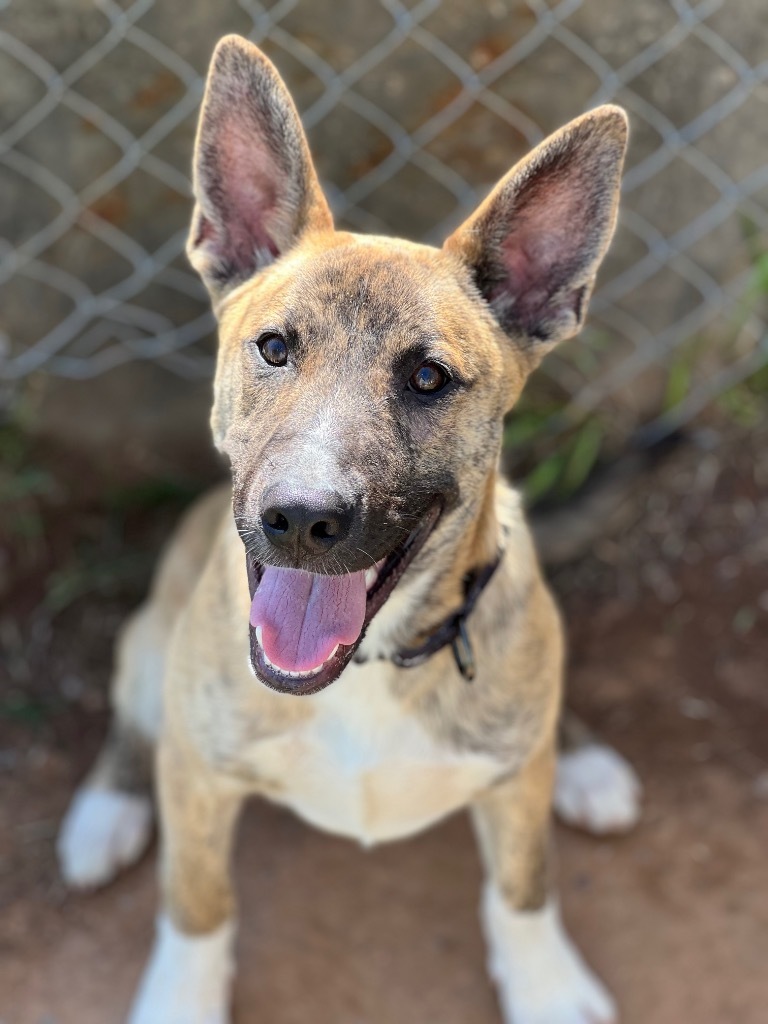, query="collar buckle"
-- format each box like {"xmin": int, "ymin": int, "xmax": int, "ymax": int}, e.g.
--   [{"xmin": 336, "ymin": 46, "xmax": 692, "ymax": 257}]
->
[{"xmin": 451, "ymin": 617, "xmax": 476, "ymax": 682}]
